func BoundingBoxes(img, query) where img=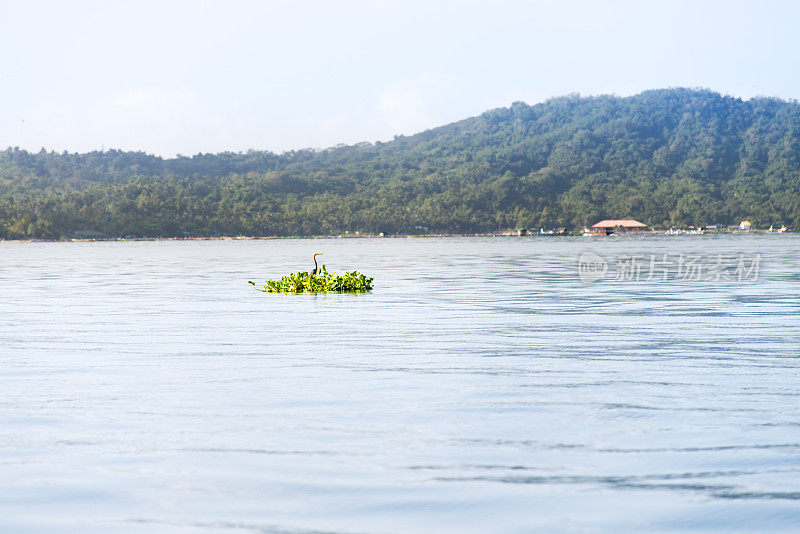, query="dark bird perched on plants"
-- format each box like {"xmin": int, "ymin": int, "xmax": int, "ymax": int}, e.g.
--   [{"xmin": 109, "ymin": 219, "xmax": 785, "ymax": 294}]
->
[{"xmin": 311, "ymin": 253, "xmax": 324, "ymax": 276}]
